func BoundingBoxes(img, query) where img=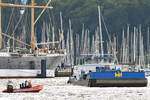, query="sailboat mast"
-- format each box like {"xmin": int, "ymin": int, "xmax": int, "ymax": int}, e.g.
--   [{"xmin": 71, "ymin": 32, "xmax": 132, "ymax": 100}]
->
[
  {"xmin": 60, "ymin": 12, "xmax": 64, "ymax": 49},
  {"xmin": 0, "ymin": 0, "xmax": 2, "ymax": 49},
  {"xmin": 98, "ymin": 6, "xmax": 104, "ymax": 56},
  {"xmin": 31, "ymin": 0, "xmax": 35, "ymax": 50}
]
